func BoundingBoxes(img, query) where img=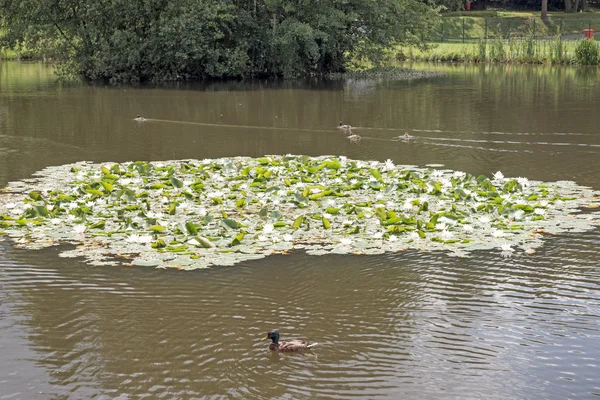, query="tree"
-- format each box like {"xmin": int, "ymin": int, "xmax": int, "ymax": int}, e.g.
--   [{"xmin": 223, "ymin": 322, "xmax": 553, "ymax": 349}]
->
[
  {"xmin": 0, "ymin": 0, "xmax": 440, "ymax": 82},
  {"xmin": 541, "ymin": 0, "xmax": 548, "ymax": 21}
]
